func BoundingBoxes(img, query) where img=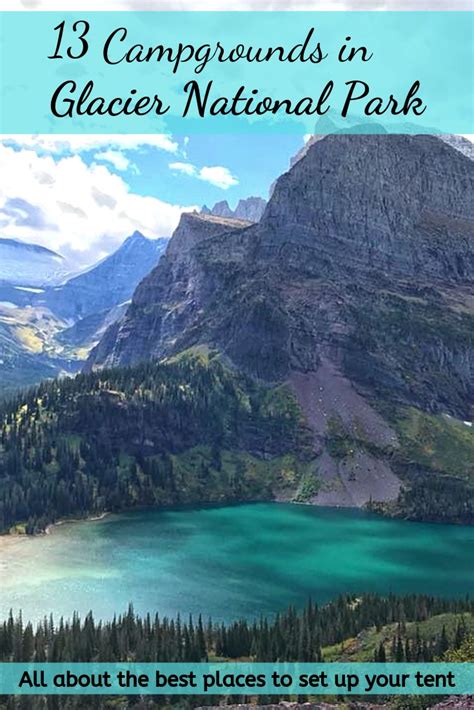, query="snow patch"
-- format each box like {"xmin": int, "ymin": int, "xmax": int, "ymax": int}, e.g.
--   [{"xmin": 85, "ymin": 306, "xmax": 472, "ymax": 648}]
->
[{"xmin": 14, "ymin": 286, "xmax": 45, "ymax": 294}]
